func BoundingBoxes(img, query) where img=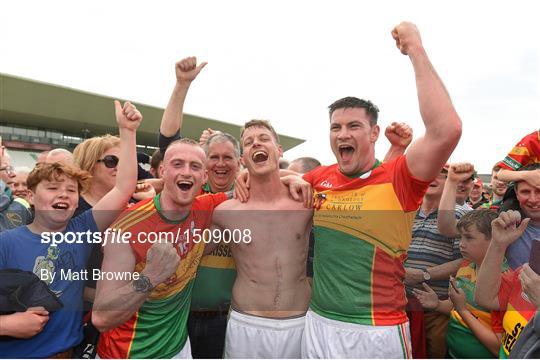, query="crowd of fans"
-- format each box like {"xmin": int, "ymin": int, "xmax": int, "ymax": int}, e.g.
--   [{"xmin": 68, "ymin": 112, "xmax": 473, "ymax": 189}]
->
[{"xmin": 1, "ymin": 21, "xmax": 539, "ymax": 359}]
